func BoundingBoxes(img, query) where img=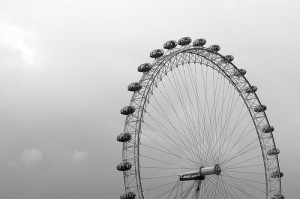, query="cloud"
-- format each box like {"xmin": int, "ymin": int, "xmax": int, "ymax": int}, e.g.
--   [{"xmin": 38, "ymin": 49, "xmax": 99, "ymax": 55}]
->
[
  {"xmin": 6, "ymin": 161, "xmax": 17, "ymax": 167},
  {"xmin": 72, "ymin": 150, "xmax": 88, "ymax": 162},
  {"xmin": 20, "ymin": 148, "xmax": 43, "ymax": 167},
  {"xmin": 0, "ymin": 22, "xmax": 37, "ymax": 68}
]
